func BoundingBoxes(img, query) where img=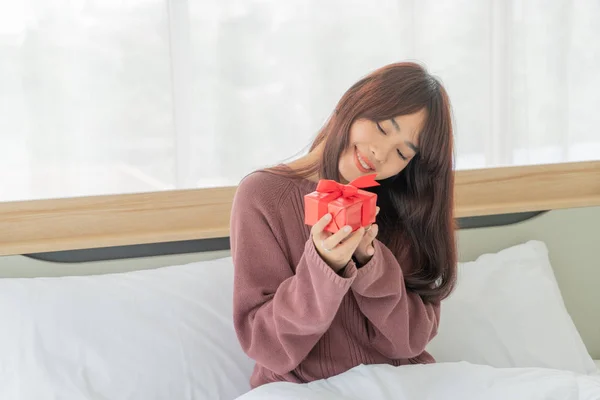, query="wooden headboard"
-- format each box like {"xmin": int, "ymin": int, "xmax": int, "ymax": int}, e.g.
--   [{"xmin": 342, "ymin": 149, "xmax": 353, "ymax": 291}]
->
[{"xmin": 1, "ymin": 160, "xmax": 599, "ymax": 256}]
